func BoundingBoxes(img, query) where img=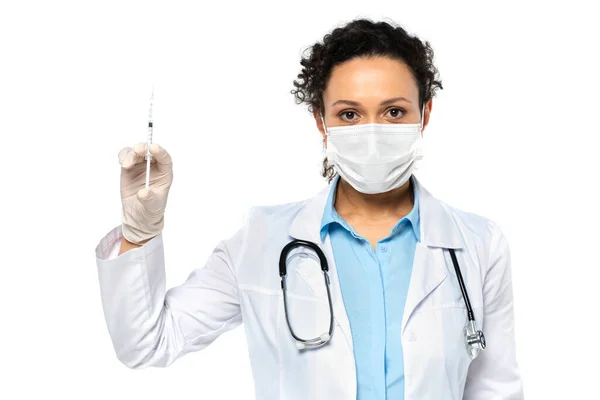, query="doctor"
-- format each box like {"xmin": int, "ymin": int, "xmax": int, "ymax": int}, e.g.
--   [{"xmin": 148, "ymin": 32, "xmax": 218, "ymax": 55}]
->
[{"xmin": 95, "ymin": 18, "xmax": 523, "ymax": 399}]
